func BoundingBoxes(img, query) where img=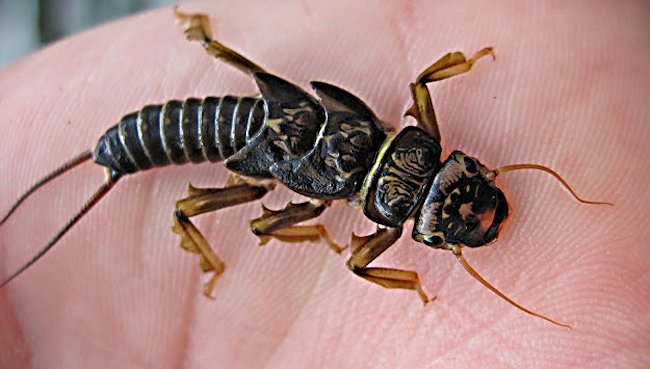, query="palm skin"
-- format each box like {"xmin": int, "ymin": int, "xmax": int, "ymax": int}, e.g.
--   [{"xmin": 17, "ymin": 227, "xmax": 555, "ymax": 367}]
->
[{"xmin": 1, "ymin": 1, "xmax": 649, "ymax": 368}]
